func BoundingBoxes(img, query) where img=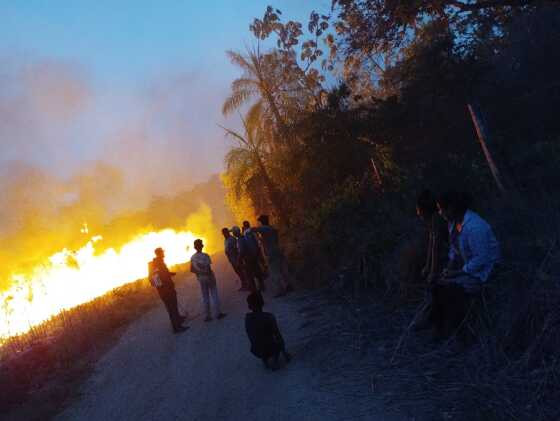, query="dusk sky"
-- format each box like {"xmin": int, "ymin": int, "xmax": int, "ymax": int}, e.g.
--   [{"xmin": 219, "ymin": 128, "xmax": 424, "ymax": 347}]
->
[{"xmin": 0, "ymin": 1, "xmax": 330, "ymax": 201}]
